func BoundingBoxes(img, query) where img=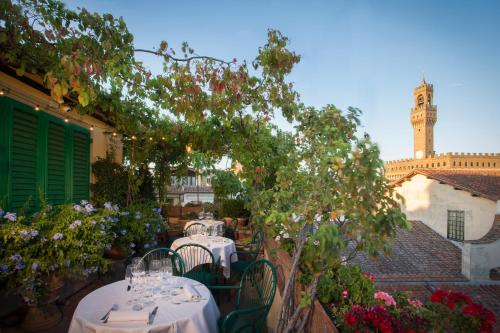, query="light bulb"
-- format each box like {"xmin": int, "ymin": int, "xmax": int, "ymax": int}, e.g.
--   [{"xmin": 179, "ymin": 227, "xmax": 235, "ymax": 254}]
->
[
  {"xmin": 35, "ymin": 105, "xmax": 40, "ymax": 111},
  {"xmin": 90, "ymin": 125, "xmax": 94, "ymax": 131},
  {"xmin": 149, "ymin": 137, "xmax": 153, "ymax": 141},
  {"xmin": 132, "ymin": 135, "xmax": 136, "ymax": 140},
  {"xmin": 64, "ymin": 117, "xmax": 69, "ymax": 123},
  {"xmin": 112, "ymin": 132, "xmax": 117, "ymax": 137},
  {"xmin": 0, "ymin": 89, "xmax": 5, "ymax": 96}
]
